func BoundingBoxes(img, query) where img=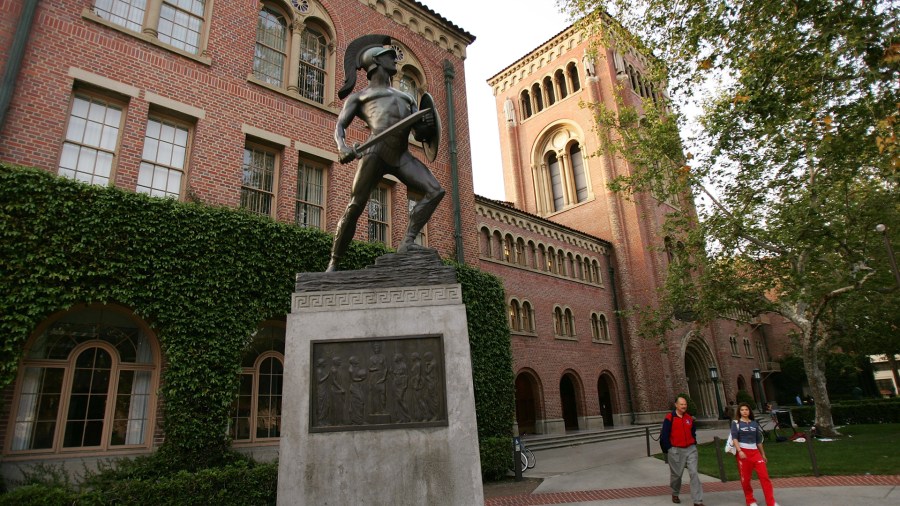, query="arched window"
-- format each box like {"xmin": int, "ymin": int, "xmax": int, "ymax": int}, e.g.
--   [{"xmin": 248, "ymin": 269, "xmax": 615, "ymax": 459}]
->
[
  {"xmin": 567, "ymin": 62, "xmax": 580, "ymax": 92},
  {"xmin": 743, "ymin": 338, "xmax": 753, "ymax": 357},
  {"xmin": 555, "ymin": 69, "xmax": 568, "ymax": 99},
  {"xmin": 531, "ymin": 83, "xmax": 544, "ymax": 112},
  {"xmin": 567, "ymin": 252, "xmax": 576, "ymax": 278},
  {"xmin": 591, "ymin": 313, "xmax": 601, "ymax": 340},
  {"xmin": 298, "ymin": 26, "xmax": 328, "ymax": 103},
  {"xmin": 10, "ymin": 306, "xmax": 157, "ymax": 453},
  {"xmin": 520, "ymin": 90, "xmax": 532, "ymax": 119},
  {"xmin": 543, "ymin": 76, "xmax": 555, "ymax": 105},
  {"xmin": 492, "ymin": 230, "xmax": 503, "ymax": 260},
  {"xmin": 592, "ymin": 260, "xmax": 601, "ymax": 284},
  {"xmin": 730, "ymin": 336, "xmax": 739, "ymax": 355},
  {"xmin": 527, "ymin": 240, "xmax": 537, "ymax": 269},
  {"xmin": 538, "ymin": 244, "xmax": 548, "ymax": 271},
  {"xmin": 547, "ymin": 247, "xmax": 557, "ymax": 273},
  {"xmin": 628, "ymin": 65, "xmax": 638, "ymax": 92},
  {"xmin": 553, "ymin": 307, "xmax": 564, "ymax": 335},
  {"xmin": 557, "ymin": 250, "xmax": 566, "ymax": 276},
  {"xmin": 254, "ymin": 6, "xmax": 289, "ymax": 86},
  {"xmin": 479, "ymin": 227, "xmax": 492, "ymax": 257},
  {"xmin": 509, "ymin": 299, "xmax": 522, "ymax": 331},
  {"xmin": 548, "ymin": 152, "xmax": 564, "ymax": 211},
  {"xmin": 564, "ymin": 308, "xmax": 575, "ymax": 336},
  {"xmin": 504, "ymin": 234, "xmax": 514, "ymax": 262},
  {"xmin": 570, "ymin": 143, "xmax": 588, "ymax": 202},
  {"xmin": 583, "ymin": 257, "xmax": 592, "ymax": 282},
  {"xmin": 230, "ymin": 323, "xmax": 286, "ymax": 443},
  {"xmin": 598, "ymin": 314, "xmax": 610, "ymax": 342},
  {"xmin": 522, "ymin": 301, "xmax": 534, "ymax": 333},
  {"xmin": 516, "ymin": 238, "xmax": 527, "ymax": 266}
]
